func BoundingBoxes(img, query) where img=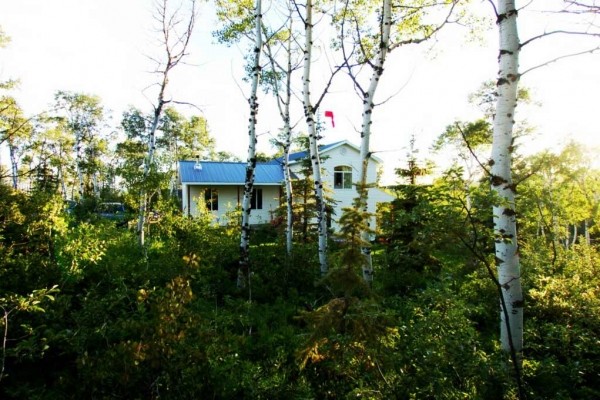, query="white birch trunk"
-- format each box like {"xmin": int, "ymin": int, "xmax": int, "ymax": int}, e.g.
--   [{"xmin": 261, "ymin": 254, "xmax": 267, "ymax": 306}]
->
[
  {"xmin": 491, "ymin": 0, "xmax": 523, "ymax": 355},
  {"xmin": 93, "ymin": 172, "xmax": 100, "ymax": 198},
  {"xmin": 282, "ymin": 74, "xmax": 294, "ymax": 256},
  {"xmin": 58, "ymin": 165, "xmax": 67, "ymax": 198},
  {"xmin": 302, "ymin": 0, "xmax": 328, "ymax": 275},
  {"xmin": 238, "ymin": 0, "xmax": 263, "ymax": 289},
  {"xmin": 357, "ymin": 0, "xmax": 391, "ymax": 284},
  {"xmin": 279, "ymin": 19, "xmax": 295, "ymax": 256},
  {"xmin": 169, "ymin": 139, "xmax": 179, "ymax": 198},
  {"xmin": 263, "ymin": 10, "xmax": 295, "ymax": 256},
  {"xmin": 9, "ymin": 142, "xmax": 18, "ymax": 189},
  {"xmin": 137, "ymin": 104, "xmax": 162, "ymax": 247},
  {"xmin": 283, "ymin": 143, "xmax": 293, "ymax": 255},
  {"xmin": 75, "ymin": 133, "xmax": 84, "ymax": 200},
  {"xmin": 283, "ymin": 16, "xmax": 294, "ymax": 256},
  {"xmin": 585, "ymin": 219, "xmax": 590, "ymax": 245},
  {"xmin": 137, "ymin": 0, "xmax": 196, "ymax": 247}
]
